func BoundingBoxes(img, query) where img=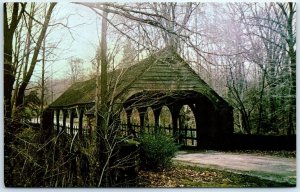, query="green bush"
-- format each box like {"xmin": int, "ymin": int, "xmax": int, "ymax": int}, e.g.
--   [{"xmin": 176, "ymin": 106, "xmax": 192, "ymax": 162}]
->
[{"xmin": 139, "ymin": 134, "xmax": 178, "ymax": 171}]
